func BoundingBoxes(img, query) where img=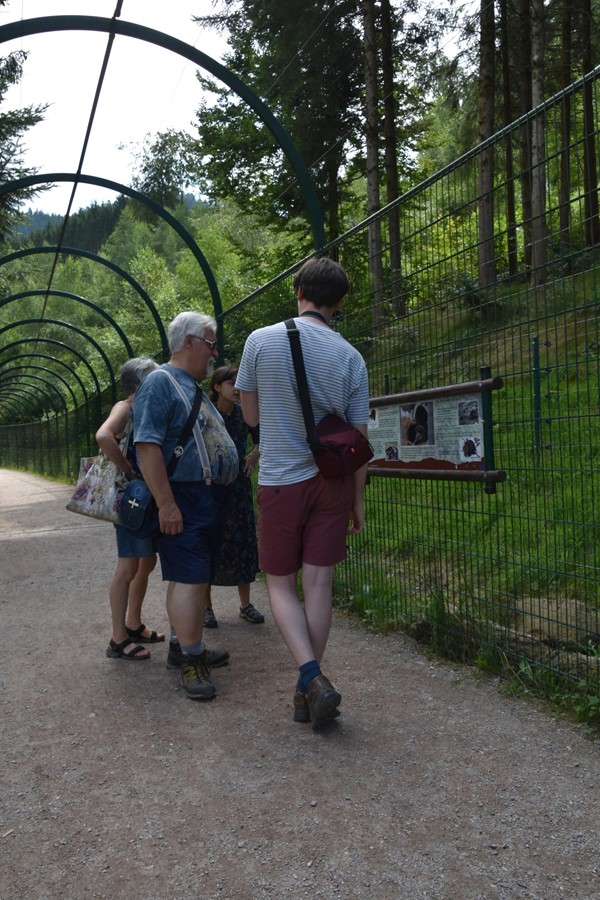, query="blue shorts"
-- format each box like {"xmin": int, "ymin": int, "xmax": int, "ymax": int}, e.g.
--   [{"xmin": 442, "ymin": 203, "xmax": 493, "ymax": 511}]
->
[
  {"xmin": 156, "ymin": 482, "xmax": 226, "ymax": 585},
  {"xmin": 114, "ymin": 524, "xmax": 156, "ymax": 559}
]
